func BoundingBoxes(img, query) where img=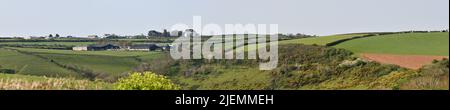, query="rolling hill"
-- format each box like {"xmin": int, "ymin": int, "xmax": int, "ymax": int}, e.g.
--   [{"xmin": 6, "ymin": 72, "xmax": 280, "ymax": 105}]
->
[
  {"xmin": 0, "ymin": 48, "xmax": 80, "ymax": 78},
  {"xmin": 0, "ymin": 47, "xmax": 163, "ymax": 80},
  {"xmin": 333, "ymin": 32, "xmax": 449, "ymax": 56}
]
